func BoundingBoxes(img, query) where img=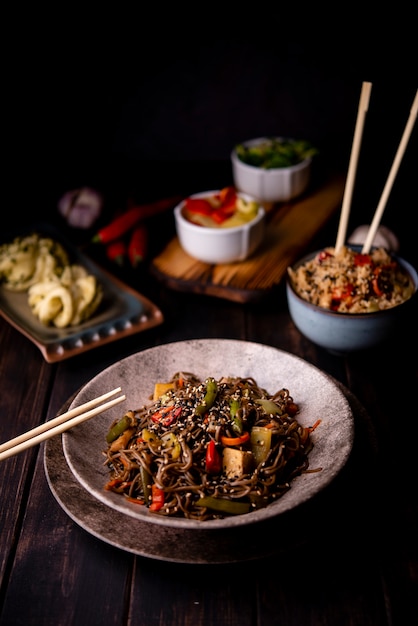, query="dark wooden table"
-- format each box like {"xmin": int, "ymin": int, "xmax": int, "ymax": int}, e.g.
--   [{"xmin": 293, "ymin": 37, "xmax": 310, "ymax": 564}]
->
[{"xmin": 0, "ymin": 163, "xmax": 417, "ymax": 626}]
